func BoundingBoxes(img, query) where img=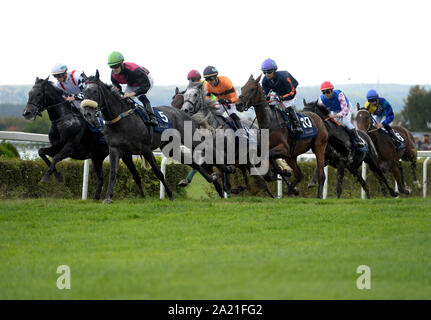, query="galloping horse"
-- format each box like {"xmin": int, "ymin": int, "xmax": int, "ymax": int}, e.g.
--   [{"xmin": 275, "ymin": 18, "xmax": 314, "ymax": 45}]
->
[
  {"xmin": 180, "ymin": 82, "xmax": 275, "ymax": 198},
  {"xmin": 22, "ymin": 77, "xmax": 110, "ymax": 200},
  {"xmin": 356, "ymin": 106, "xmax": 419, "ymax": 195},
  {"xmin": 303, "ymin": 99, "xmax": 398, "ymax": 198},
  {"xmin": 81, "ymin": 71, "xmax": 220, "ymax": 203},
  {"xmin": 236, "ymin": 75, "xmax": 329, "ymax": 198}
]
